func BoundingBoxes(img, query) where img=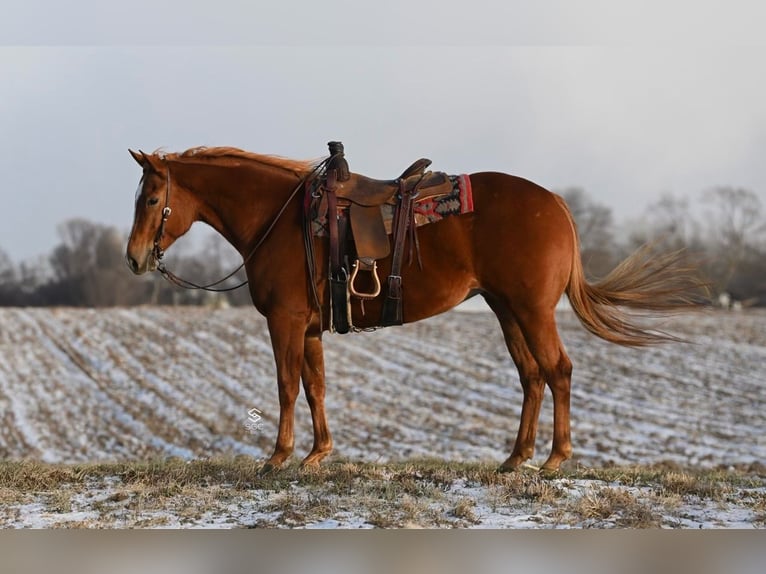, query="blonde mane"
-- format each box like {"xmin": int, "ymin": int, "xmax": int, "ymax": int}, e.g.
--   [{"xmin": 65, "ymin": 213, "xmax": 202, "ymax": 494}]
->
[{"xmin": 156, "ymin": 146, "xmax": 318, "ymax": 177}]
